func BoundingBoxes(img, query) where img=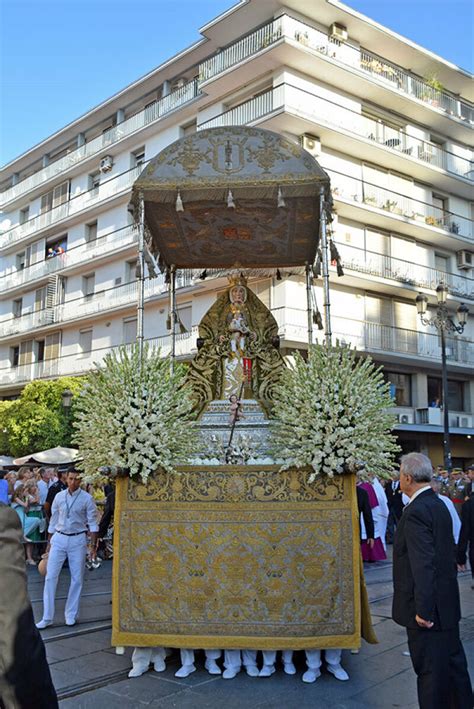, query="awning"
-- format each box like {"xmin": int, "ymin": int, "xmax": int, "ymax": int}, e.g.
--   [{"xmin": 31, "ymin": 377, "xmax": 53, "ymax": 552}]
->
[
  {"xmin": 130, "ymin": 126, "xmax": 332, "ymax": 270},
  {"xmin": 13, "ymin": 446, "xmax": 81, "ymax": 466}
]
